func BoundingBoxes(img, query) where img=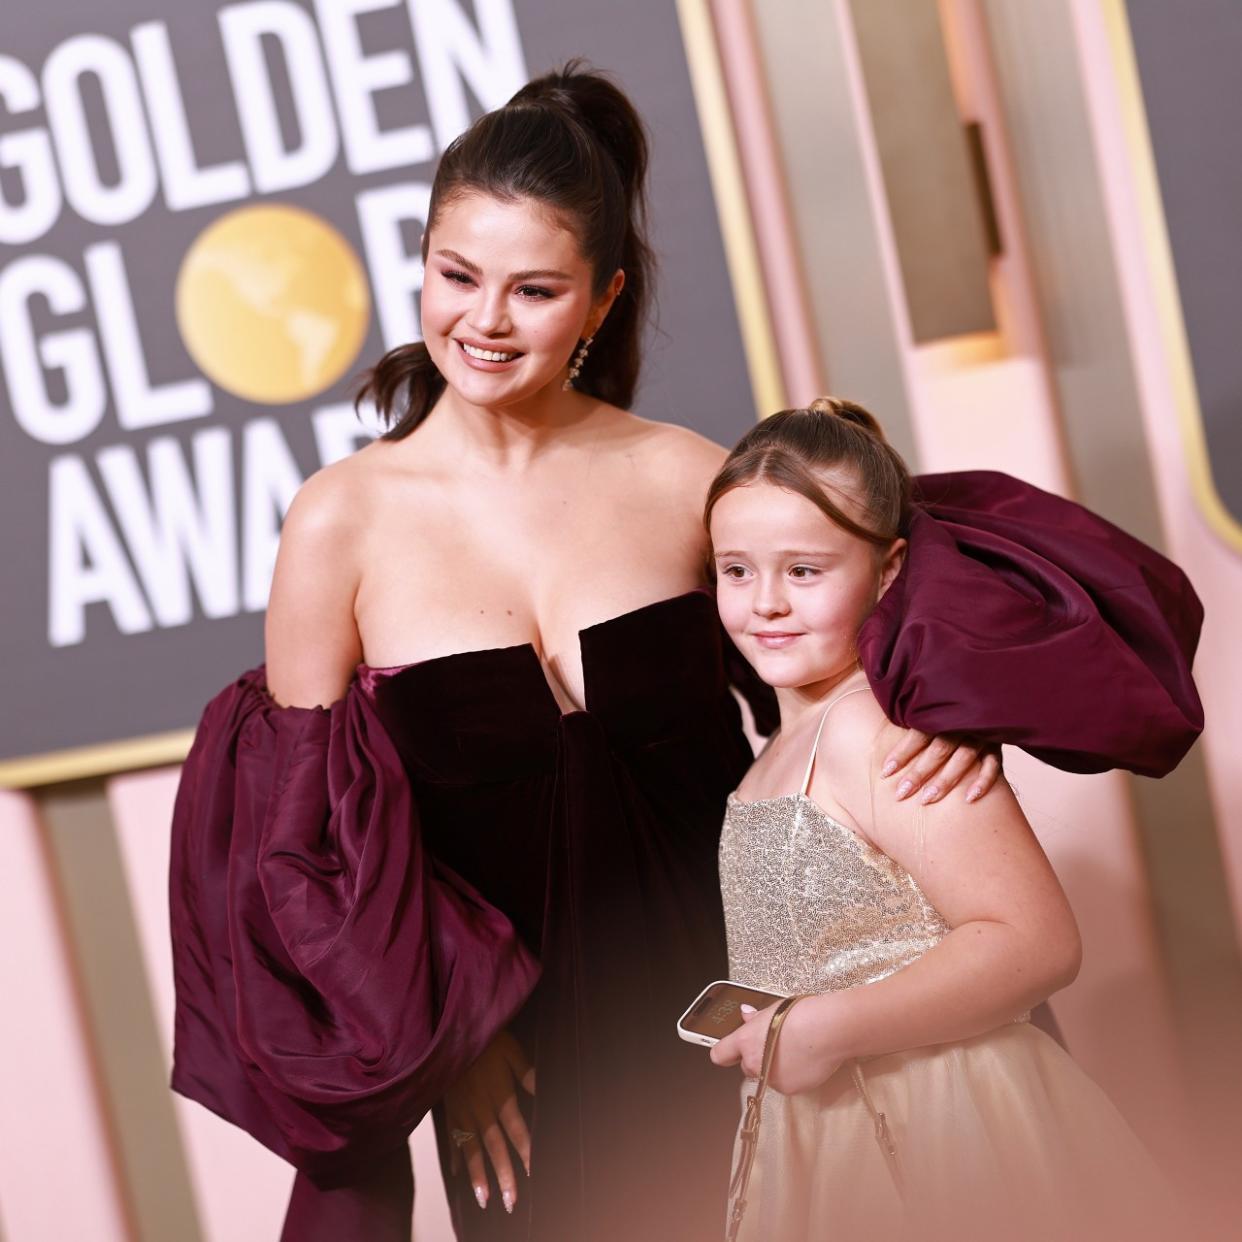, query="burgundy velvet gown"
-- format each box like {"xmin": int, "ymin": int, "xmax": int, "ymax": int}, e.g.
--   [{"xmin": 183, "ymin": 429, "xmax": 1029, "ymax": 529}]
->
[{"xmin": 169, "ymin": 471, "xmax": 1203, "ymax": 1242}]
